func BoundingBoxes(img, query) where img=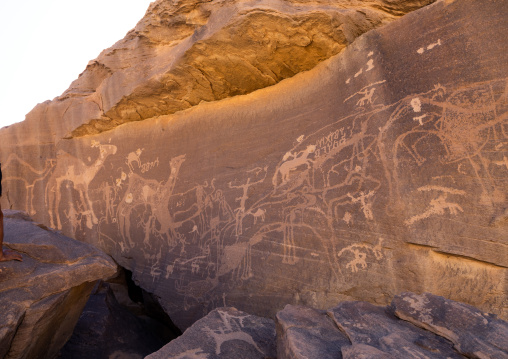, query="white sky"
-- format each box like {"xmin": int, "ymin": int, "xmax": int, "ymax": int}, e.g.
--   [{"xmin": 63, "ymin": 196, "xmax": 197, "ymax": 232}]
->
[{"xmin": 0, "ymin": 0, "xmax": 154, "ymax": 129}]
